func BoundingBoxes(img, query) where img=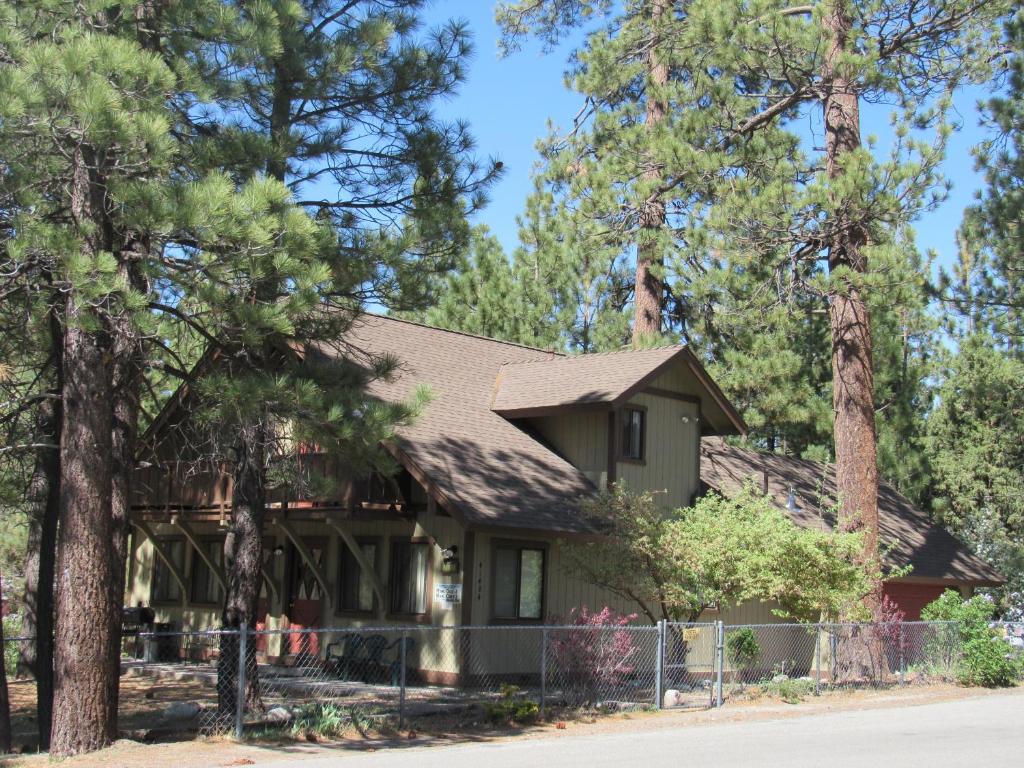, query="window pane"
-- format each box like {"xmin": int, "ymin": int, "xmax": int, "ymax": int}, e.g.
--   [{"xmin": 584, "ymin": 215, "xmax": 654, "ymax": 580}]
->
[
  {"xmin": 518, "ymin": 549, "xmax": 544, "ymax": 619},
  {"xmin": 494, "ymin": 547, "xmax": 518, "ymax": 619},
  {"xmin": 409, "ymin": 544, "xmax": 427, "ymax": 614},
  {"xmin": 152, "ymin": 539, "xmax": 183, "ymax": 602},
  {"xmin": 357, "ymin": 544, "xmax": 376, "ymax": 612},
  {"xmin": 390, "ymin": 542, "xmax": 428, "ymax": 614}
]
